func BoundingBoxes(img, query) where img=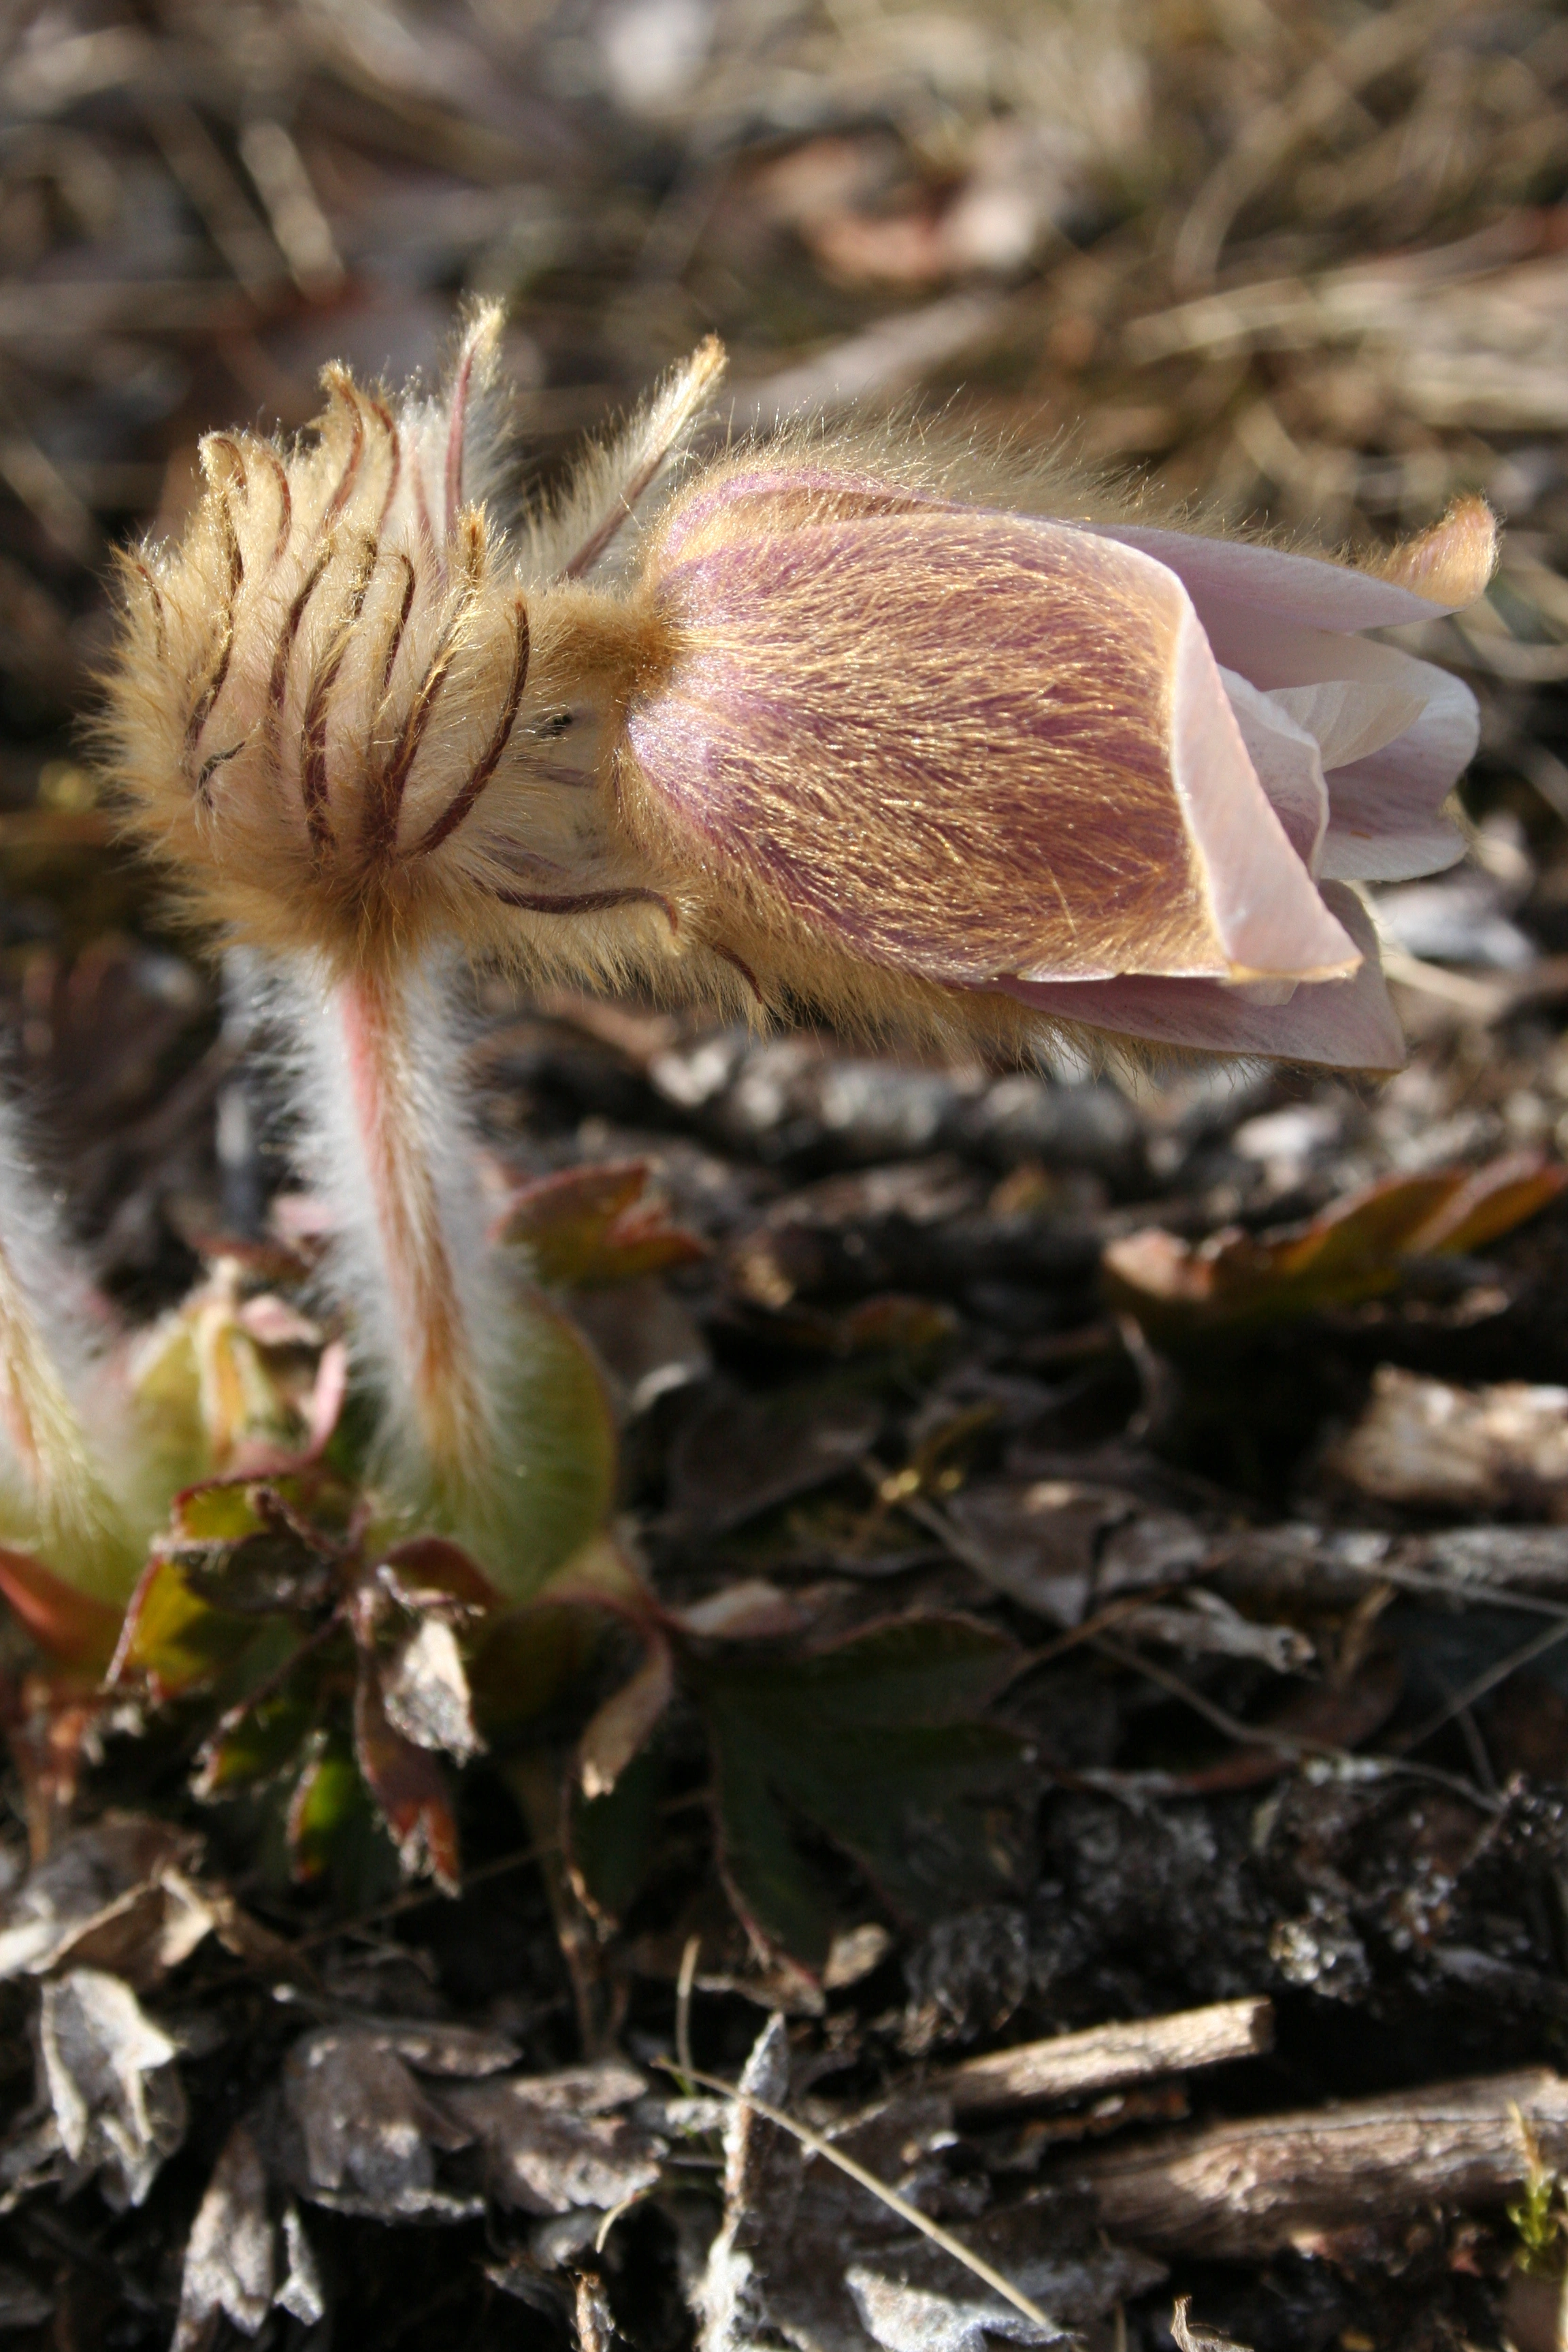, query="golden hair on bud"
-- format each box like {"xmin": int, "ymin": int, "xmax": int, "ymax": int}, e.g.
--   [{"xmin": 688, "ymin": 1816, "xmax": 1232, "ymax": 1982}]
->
[{"xmin": 103, "ymin": 310, "xmax": 689, "ymax": 994}]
